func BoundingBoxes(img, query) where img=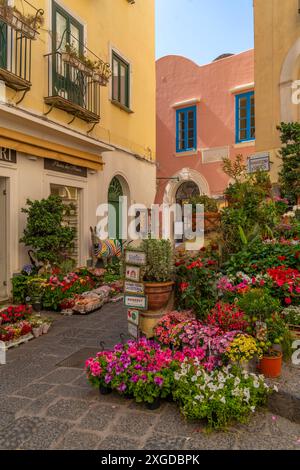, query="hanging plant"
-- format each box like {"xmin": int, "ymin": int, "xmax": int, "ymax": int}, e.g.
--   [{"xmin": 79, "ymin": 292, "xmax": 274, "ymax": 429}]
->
[{"xmin": 0, "ymin": 0, "xmax": 44, "ymax": 40}]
